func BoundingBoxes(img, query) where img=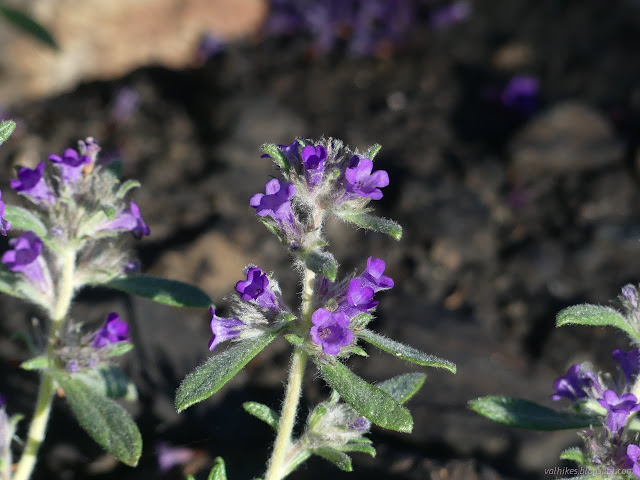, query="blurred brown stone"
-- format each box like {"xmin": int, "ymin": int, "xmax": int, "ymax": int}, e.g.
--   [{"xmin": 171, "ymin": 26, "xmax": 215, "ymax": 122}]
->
[{"xmin": 0, "ymin": 0, "xmax": 267, "ymax": 104}]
